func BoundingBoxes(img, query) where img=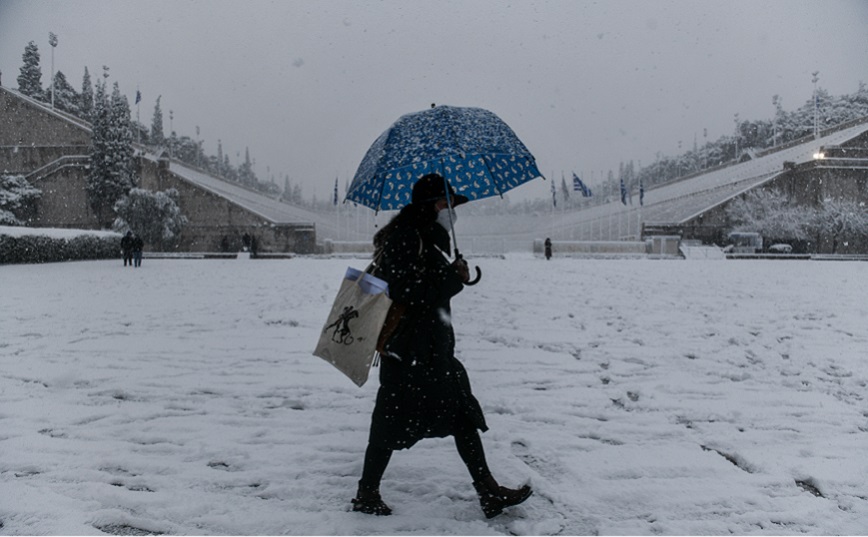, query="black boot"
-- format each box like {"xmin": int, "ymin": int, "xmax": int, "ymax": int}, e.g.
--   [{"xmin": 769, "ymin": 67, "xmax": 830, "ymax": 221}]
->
[
  {"xmin": 473, "ymin": 475, "xmax": 532, "ymax": 518},
  {"xmin": 351, "ymin": 482, "xmax": 392, "ymax": 516}
]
